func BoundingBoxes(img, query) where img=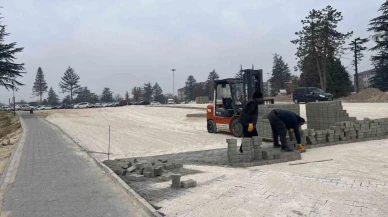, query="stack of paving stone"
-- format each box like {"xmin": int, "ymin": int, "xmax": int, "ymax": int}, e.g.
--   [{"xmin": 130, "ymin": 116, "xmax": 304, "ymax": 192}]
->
[
  {"xmin": 262, "ymin": 149, "xmax": 281, "ymax": 160},
  {"xmin": 252, "ymin": 136, "xmax": 263, "ymax": 161},
  {"xmin": 257, "ymin": 104, "xmax": 300, "ymax": 139},
  {"xmin": 226, "ymin": 139, "xmax": 239, "ymax": 164},
  {"xmin": 306, "ymin": 129, "xmax": 318, "ymax": 145},
  {"xmin": 306, "ymin": 101, "xmax": 353, "ymax": 130},
  {"xmin": 241, "ymin": 138, "xmax": 253, "ymax": 162}
]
